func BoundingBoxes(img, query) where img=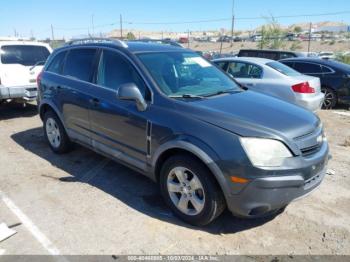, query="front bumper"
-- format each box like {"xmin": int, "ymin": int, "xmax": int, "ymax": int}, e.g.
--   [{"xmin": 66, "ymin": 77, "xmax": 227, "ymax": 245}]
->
[
  {"xmin": 0, "ymin": 85, "xmax": 38, "ymax": 101},
  {"xmin": 225, "ymin": 142, "xmax": 329, "ymax": 217}
]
